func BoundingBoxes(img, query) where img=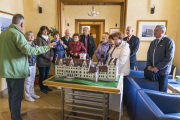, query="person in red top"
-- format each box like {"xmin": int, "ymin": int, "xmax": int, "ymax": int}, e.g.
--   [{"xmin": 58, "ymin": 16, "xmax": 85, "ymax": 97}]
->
[{"xmin": 68, "ymin": 33, "xmax": 87, "ymax": 58}]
